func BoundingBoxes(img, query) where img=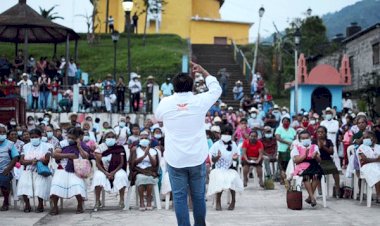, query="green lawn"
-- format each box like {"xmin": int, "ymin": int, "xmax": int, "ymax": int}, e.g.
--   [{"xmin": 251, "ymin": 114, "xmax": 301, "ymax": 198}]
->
[{"xmin": 0, "ymin": 34, "xmax": 188, "ymax": 83}]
